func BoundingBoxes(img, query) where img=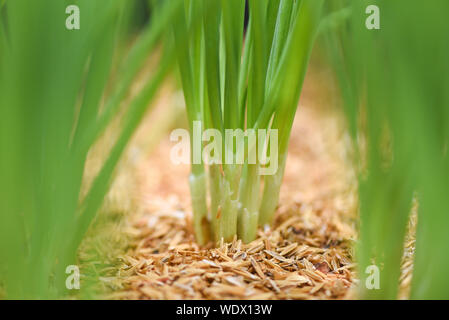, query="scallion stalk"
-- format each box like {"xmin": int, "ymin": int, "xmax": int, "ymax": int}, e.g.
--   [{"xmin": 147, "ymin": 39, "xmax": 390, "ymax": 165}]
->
[{"xmin": 173, "ymin": 0, "xmax": 324, "ymax": 244}]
